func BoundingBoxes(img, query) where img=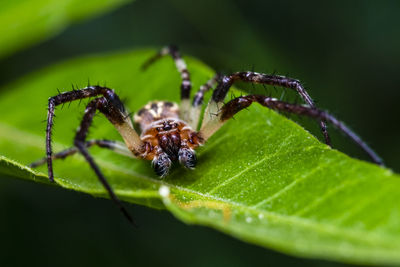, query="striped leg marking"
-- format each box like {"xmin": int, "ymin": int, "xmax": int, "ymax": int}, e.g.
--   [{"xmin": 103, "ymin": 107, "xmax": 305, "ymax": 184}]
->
[
  {"xmin": 142, "ymin": 45, "xmax": 192, "ymax": 121},
  {"xmin": 188, "ymin": 74, "xmax": 221, "ymax": 129}
]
